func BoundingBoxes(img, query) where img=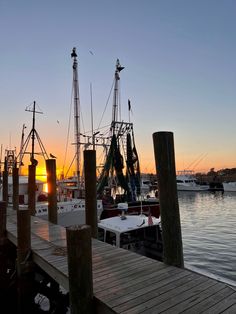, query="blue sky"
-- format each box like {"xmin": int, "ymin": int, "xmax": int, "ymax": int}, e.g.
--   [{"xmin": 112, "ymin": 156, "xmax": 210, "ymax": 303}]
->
[{"xmin": 0, "ymin": 0, "xmax": 236, "ymax": 173}]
